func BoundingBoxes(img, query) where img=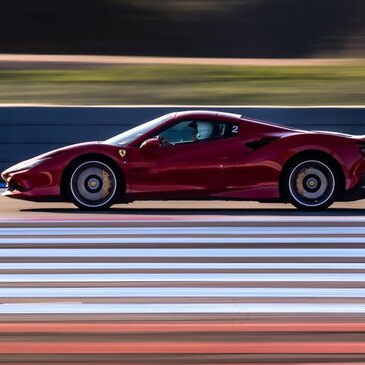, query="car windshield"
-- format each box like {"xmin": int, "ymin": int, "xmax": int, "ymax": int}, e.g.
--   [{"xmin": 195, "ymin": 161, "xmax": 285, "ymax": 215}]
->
[{"xmin": 104, "ymin": 114, "xmax": 171, "ymax": 146}]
